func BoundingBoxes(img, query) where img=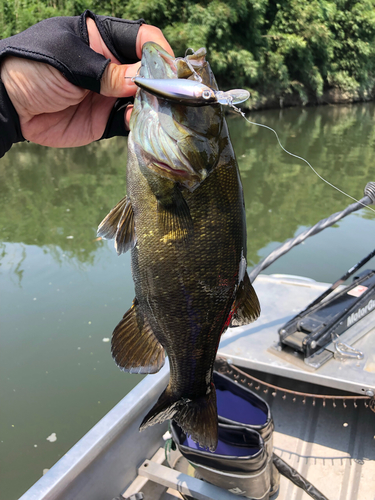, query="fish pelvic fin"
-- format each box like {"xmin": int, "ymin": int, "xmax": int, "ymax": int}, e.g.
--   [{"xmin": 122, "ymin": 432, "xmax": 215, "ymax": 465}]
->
[
  {"xmin": 97, "ymin": 196, "xmax": 137, "ymax": 255},
  {"xmin": 230, "ymin": 272, "xmax": 261, "ymax": 327},
  {"xmin": 140, "ymin": 383, "xmax": 218, "ymax": 452},
  {"xmin": 157, "ymin": 185, "xmax": 193, "ymax": 242},
  {"xmin": 111, "ymin": 298, "xmax": 165, "ymax": 374}
]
